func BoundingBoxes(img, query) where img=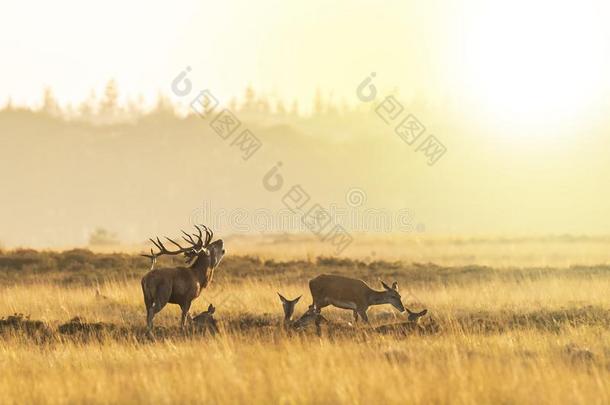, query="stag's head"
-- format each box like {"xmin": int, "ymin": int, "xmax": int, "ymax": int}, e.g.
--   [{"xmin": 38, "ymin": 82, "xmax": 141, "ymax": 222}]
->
[
  {"xmin": 206, "ymin": 238, "xmax": 226, "ymax": 269},
  {"xmin": 143, "ymin": 224, "xmax": 225, "ymax": 269}
]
